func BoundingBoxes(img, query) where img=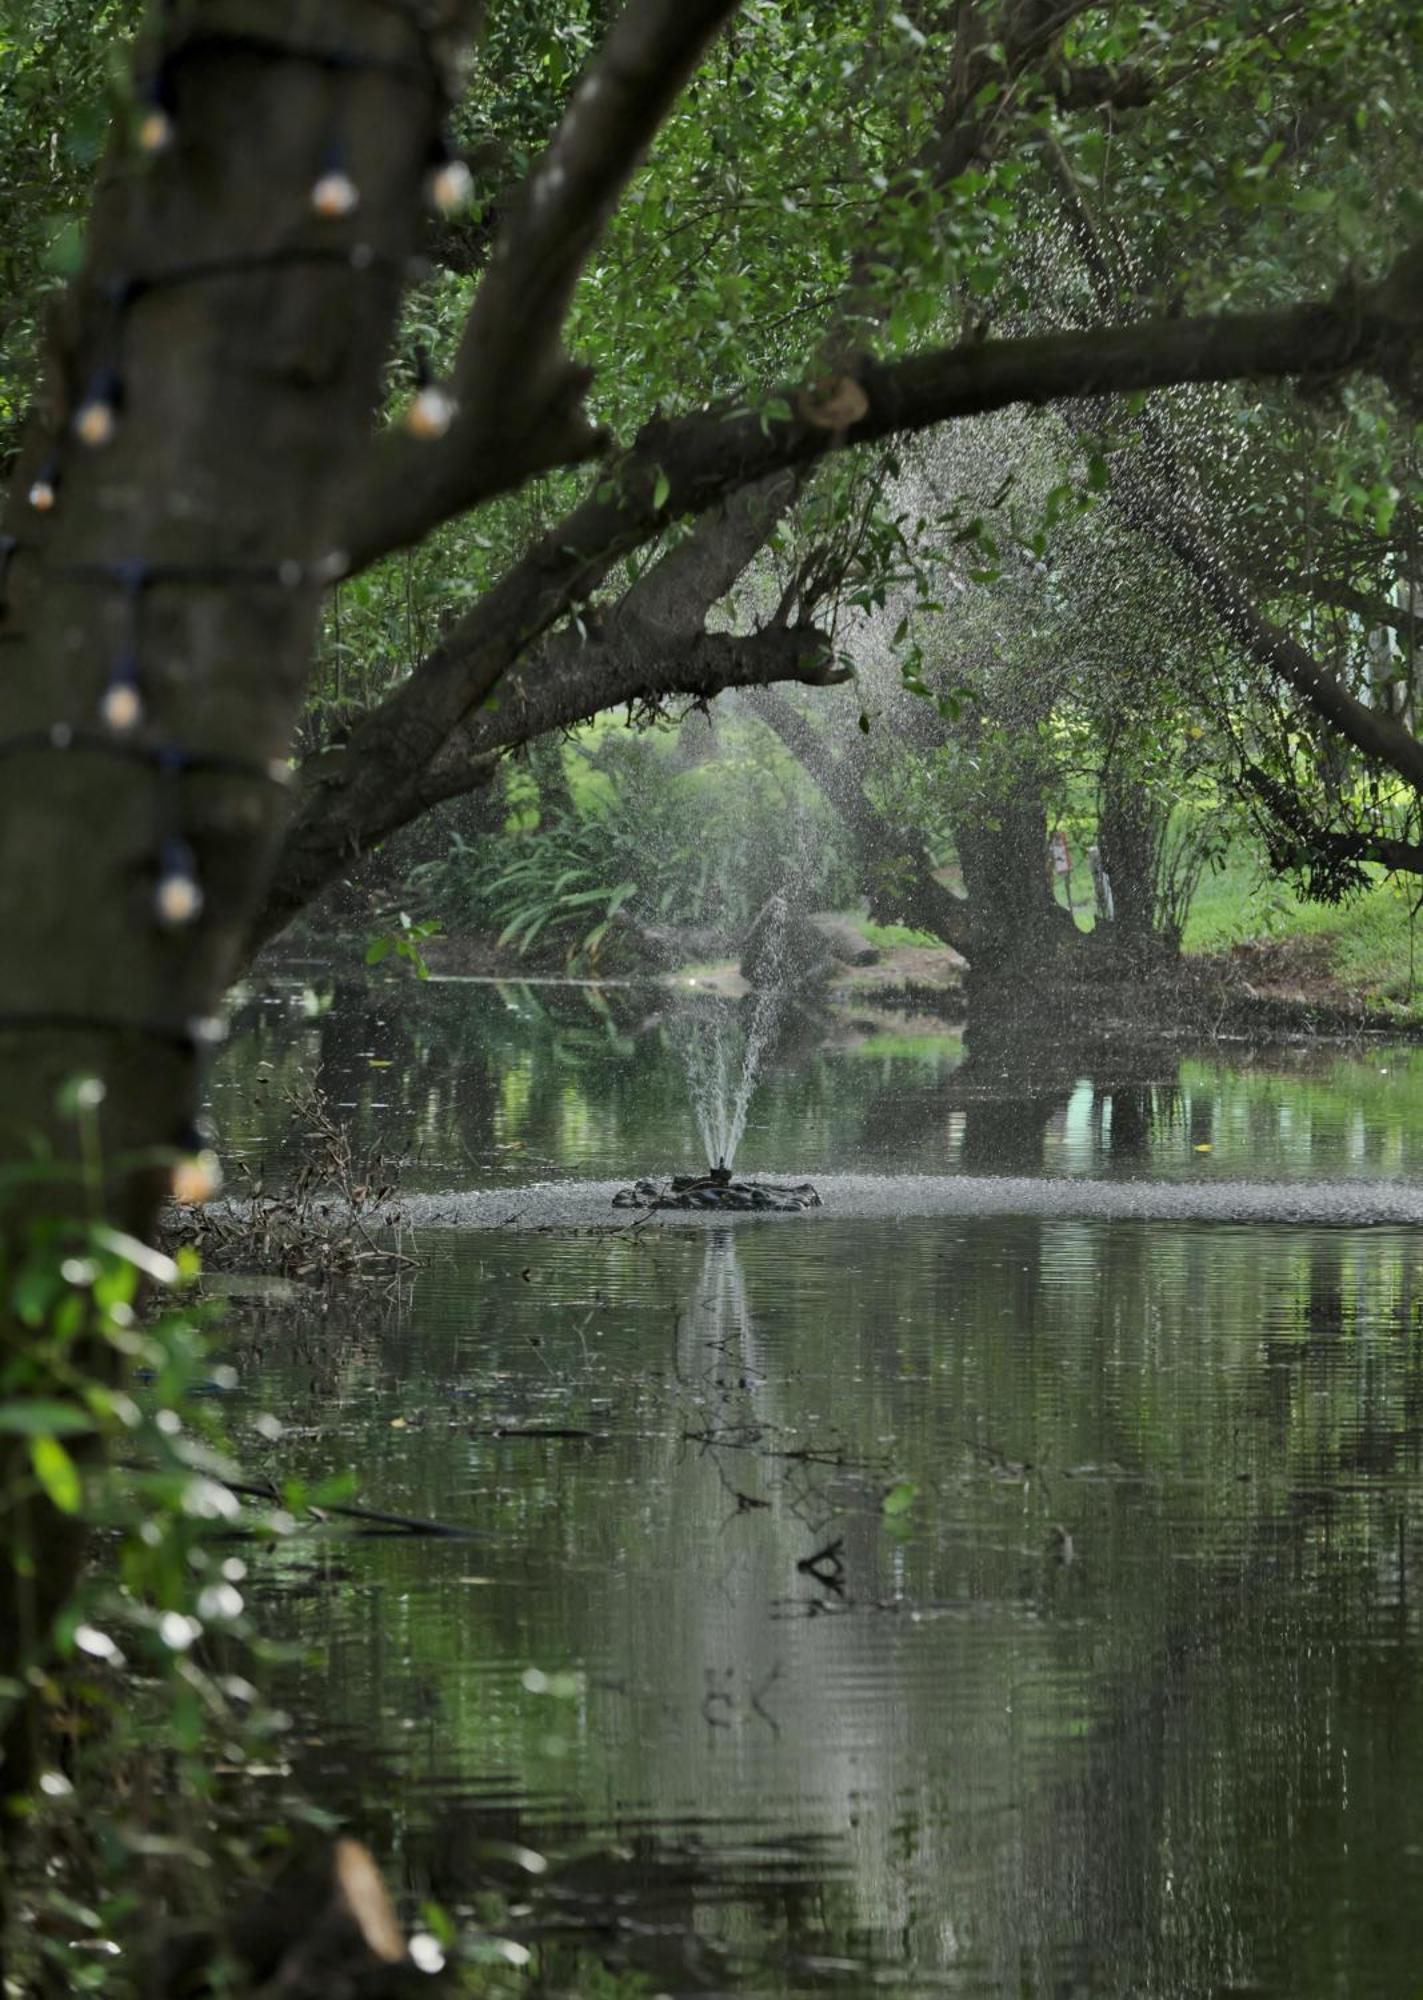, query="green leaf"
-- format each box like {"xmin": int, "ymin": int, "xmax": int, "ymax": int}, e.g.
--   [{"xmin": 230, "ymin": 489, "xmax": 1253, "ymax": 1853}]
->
[
  {"xmin": 30, "ymin": 1435, "xmax": 82, "ymax": 1515},
  {"xmin": 881, "ymin": 1478, "xmax": 919, "ymax": 1518},
  {"xmin": 0, "ymin": 1401, "xmax": 95, "ymax": 1439},
  {"xmin": 652, "ymin": 468, "xmax": 670, "ymax": 511},
  {"xmin": 365, "ymin": 937, "xmax": 393, "ymax": 965},
  {"xmin": 12, "ymin": 1265, "xmax": 61, "ymax": 1328}
]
